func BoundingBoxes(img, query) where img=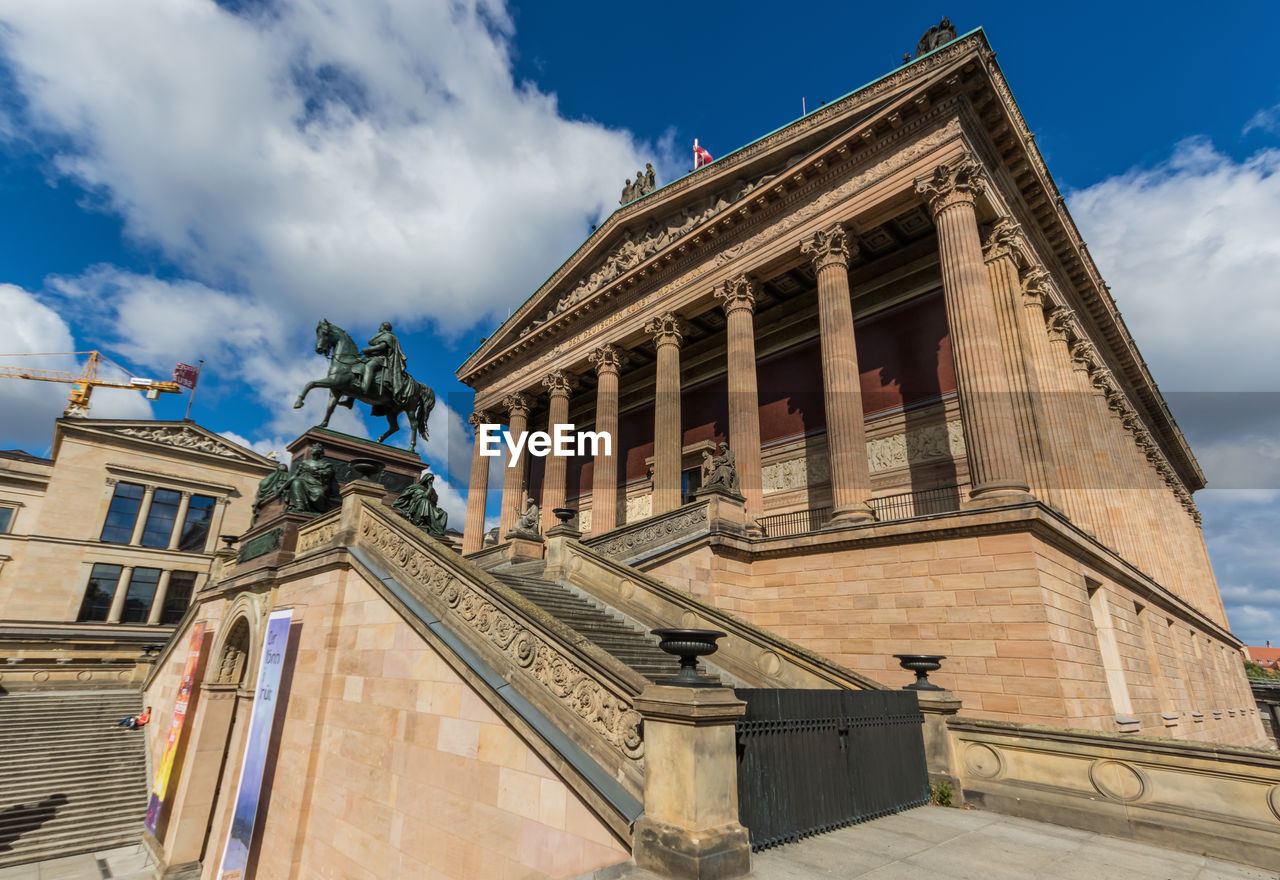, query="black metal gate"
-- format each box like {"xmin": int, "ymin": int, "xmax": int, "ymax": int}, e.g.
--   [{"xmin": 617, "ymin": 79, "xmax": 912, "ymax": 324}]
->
[{"xmin": 734, "ymin": 689, "xmax": 930, "ymax": 850}]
